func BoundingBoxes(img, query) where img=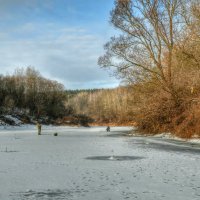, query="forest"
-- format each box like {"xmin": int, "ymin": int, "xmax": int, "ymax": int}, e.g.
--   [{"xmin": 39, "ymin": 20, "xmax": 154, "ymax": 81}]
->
[
  {"xmin": 67, "ymin": 0, "xmax": 200, "ymax": 138},
  {"xmin": 65, "ymin": 87, "xmax": 135, "ymax": 125},
  {"xmin": 0, "ymin": 0, "xmax": 200, "ymax": 138},
  {"xmin": 0, "ymin": 67, "xmax": 66, "ymax": 123}
]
